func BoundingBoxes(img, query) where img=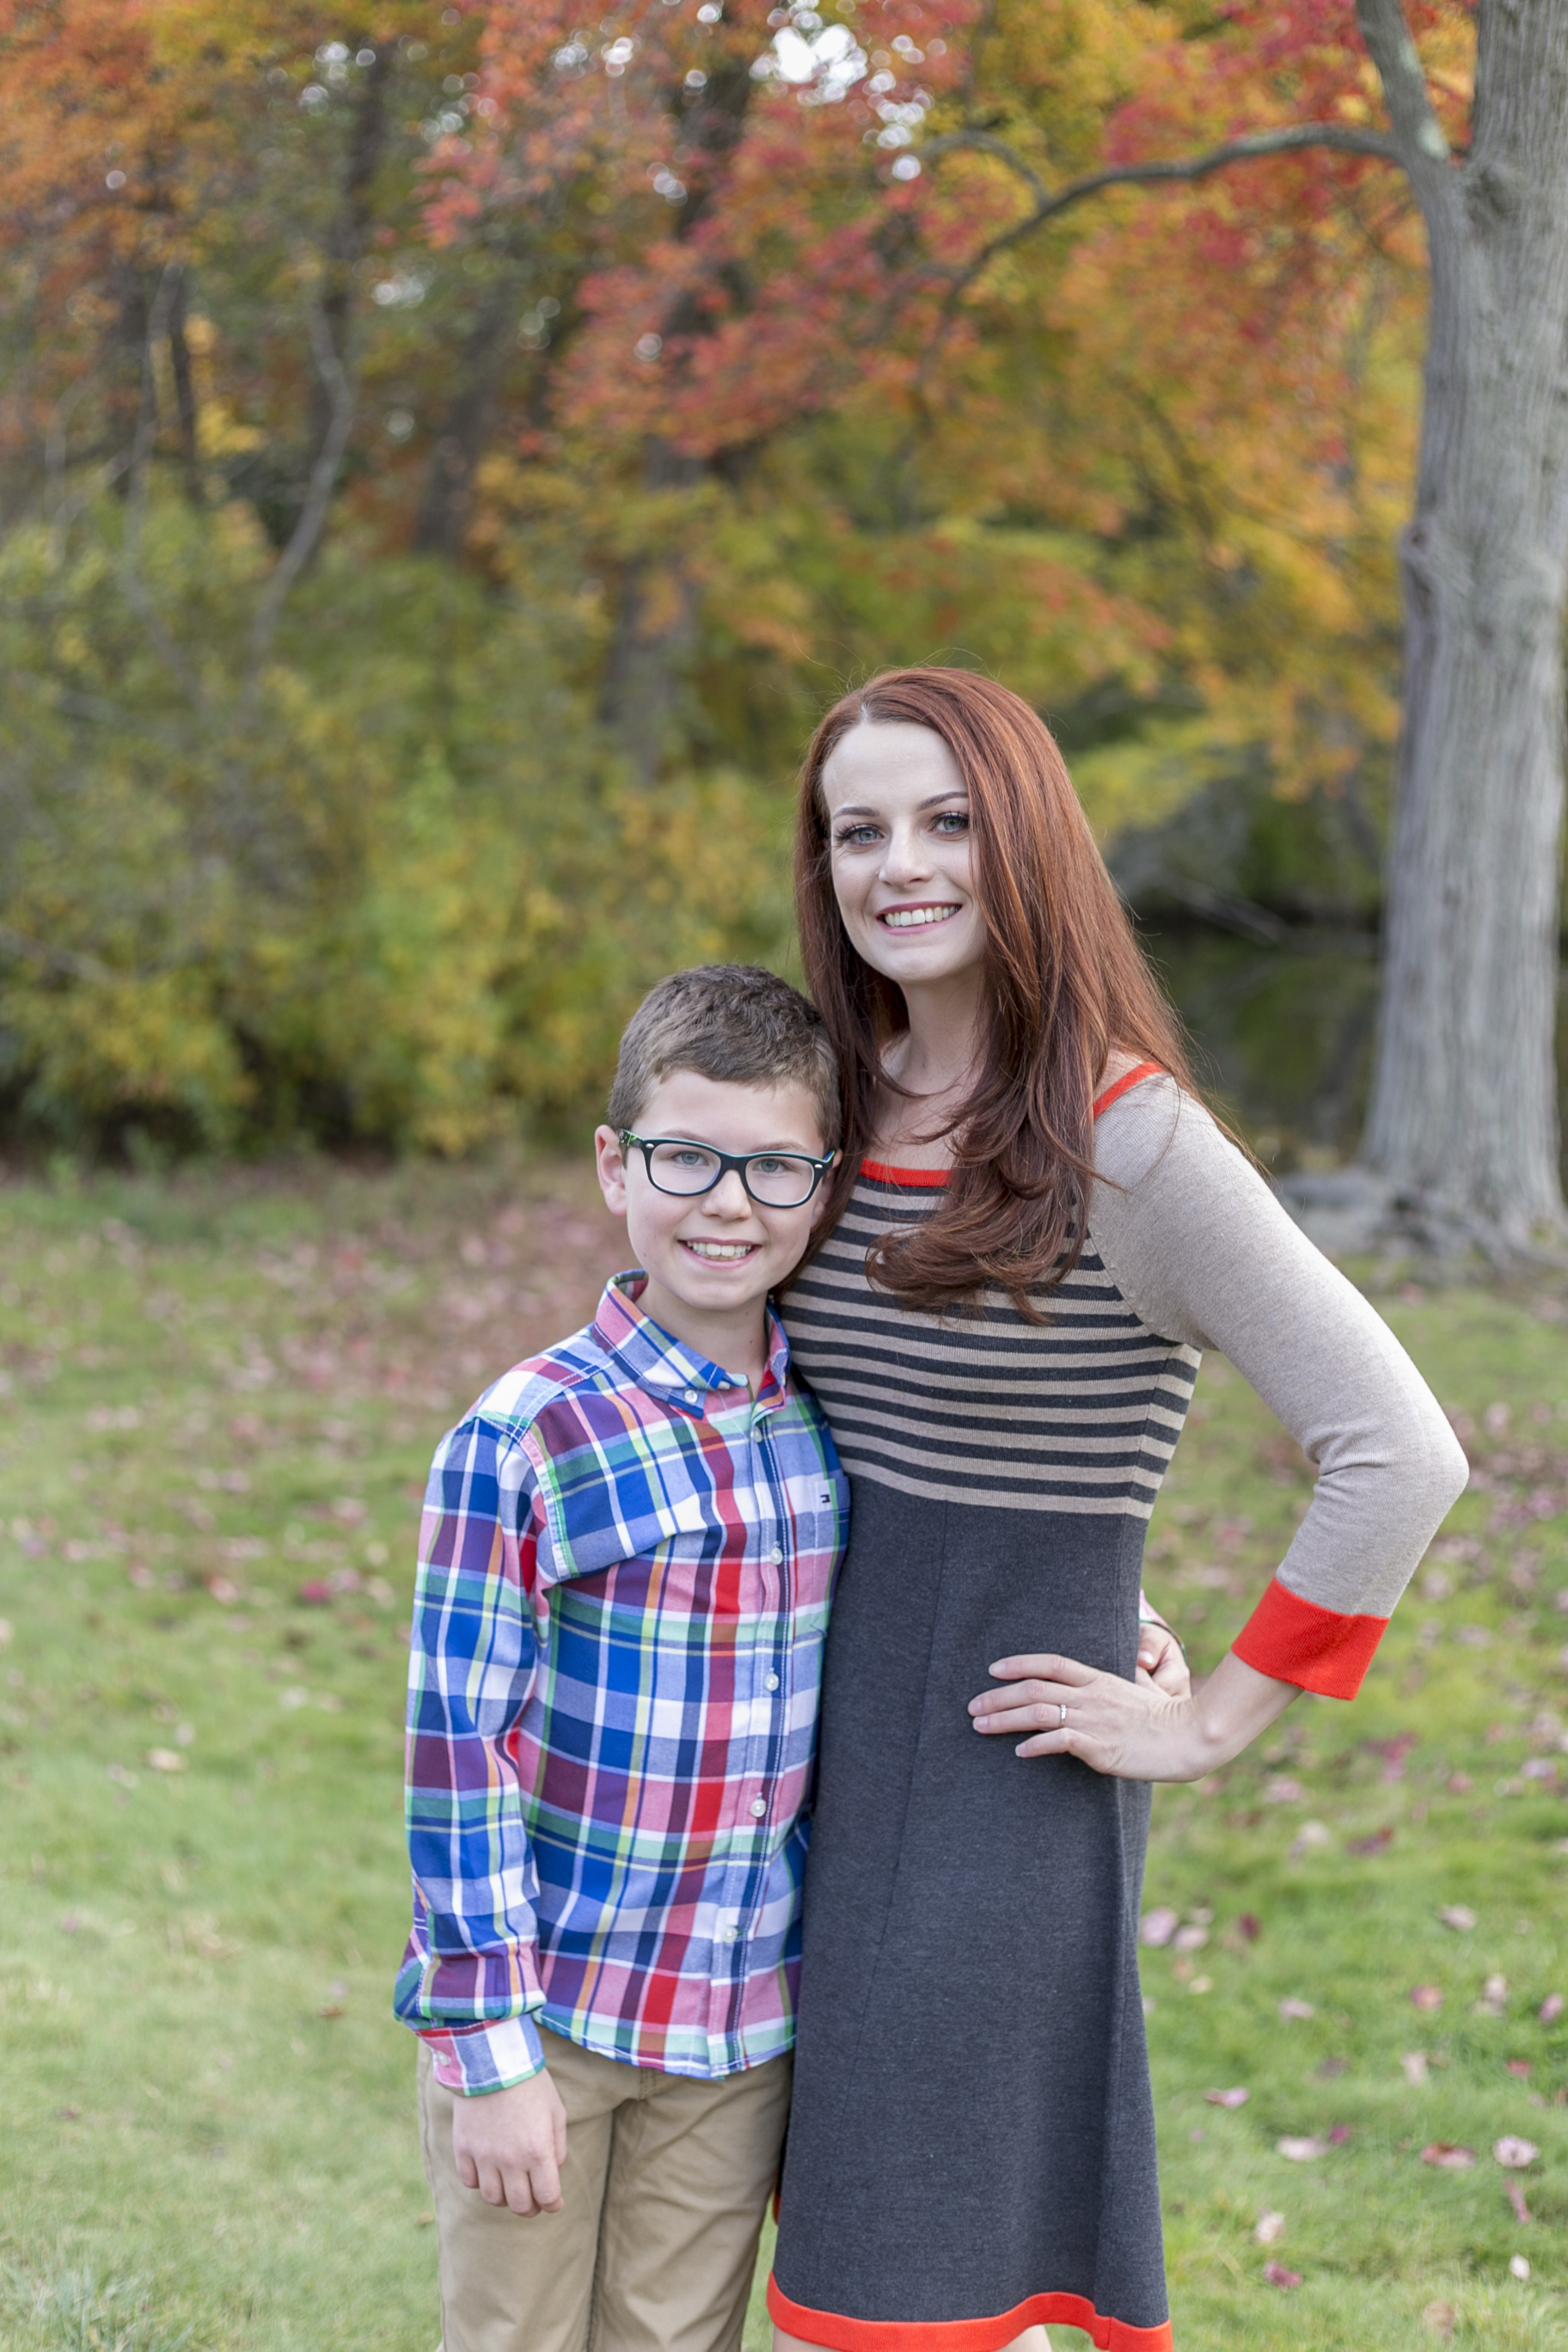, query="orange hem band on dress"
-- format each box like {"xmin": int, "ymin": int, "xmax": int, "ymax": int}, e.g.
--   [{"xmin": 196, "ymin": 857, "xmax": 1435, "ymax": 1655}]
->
[
  {"xmin": 767, "ymin": 2274, "xmax": 1173, "ymax": 2352},
  {"xmin": 1232, "ymin": 1574, "xmax": 1388, "ymax": 1700}
]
